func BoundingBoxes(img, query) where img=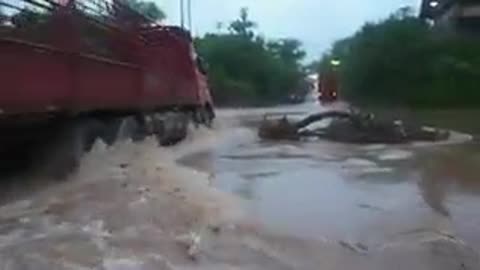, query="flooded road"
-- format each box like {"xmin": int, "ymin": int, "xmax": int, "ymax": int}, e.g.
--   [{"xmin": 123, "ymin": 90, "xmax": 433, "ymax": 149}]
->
[
  {"xmin": 180, "ymin": 104, "xmax": 480, "ymax": 269},
  {"xmin": 0, "ymin": 103, "xmax": 480, "ymax": 269}
]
